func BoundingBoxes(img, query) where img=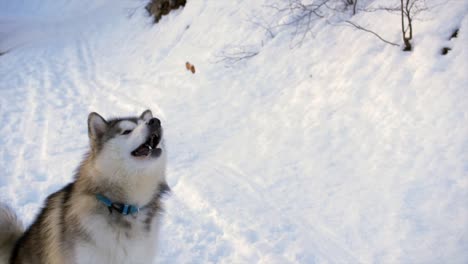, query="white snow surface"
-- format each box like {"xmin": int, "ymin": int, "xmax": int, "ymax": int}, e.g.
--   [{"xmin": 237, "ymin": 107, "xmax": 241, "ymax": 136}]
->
[{"xmin": 1, "ymin": 0, "xmax": 467, "ymax": 263}]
